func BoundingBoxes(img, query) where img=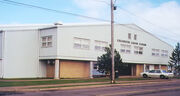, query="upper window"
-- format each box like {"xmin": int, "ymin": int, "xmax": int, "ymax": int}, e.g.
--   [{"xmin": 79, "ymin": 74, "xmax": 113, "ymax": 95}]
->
[
  {"xmin": 161, "ymin": 50, "xmax": 168, "ymax": 57},
  {"xmin": 134, "ymin": 46, "xmax": 143, "ymax": 55},
  {"xmin": 94, "ymin": 40, "xmax": 108, "ymax": 51},
  {"xmin": 41, "ymin": 36, "xmax": 52, "ymax": 48},
  {"xmin": 128, "ymin": 33, "xmax": 131, "ymax": 39},
  {"xmin": 134, "ymin": 34, "xmax": 137, "ymax": 40},
  {"xmin": 74, "ymin": 37, "xmax": 90, "ymax": 50},
  {"xmin": 120, "ymin": 44, "xmax": 131, "ymax": 54},
  {"xmin": 152, "ymin": 48, "xmax": 160, "ymax": 56}
]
